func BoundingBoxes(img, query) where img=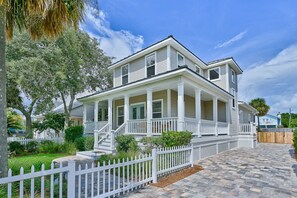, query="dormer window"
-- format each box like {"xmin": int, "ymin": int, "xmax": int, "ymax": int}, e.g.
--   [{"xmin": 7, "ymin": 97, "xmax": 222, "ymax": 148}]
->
[
  {"xmin": 121, "ymin": 64, "xmax": 129, "ymax": 85},
  {"xmin": 209, "ymin": 67, "xmax": 220, "ymax": 81},
  {"xmin": 177, "ymin": 52, "xmax": 185, "ymax": 67},
  {"xmin": 195, "ymin": 64, "xmax": 201, "ymax": 74},
  {"xmin": 231, "ymin": 69, "xmax": 235, "ymax": 83},
  {"xmin": 146, "ymin": 53, "xmax": 156, "ymax": 78}
]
